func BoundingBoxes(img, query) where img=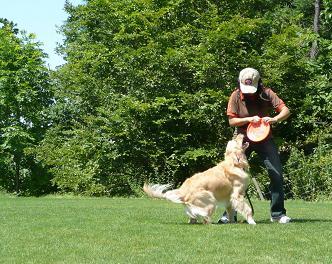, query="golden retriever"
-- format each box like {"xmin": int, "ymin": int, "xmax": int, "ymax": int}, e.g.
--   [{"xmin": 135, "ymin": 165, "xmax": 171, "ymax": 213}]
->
[{"xmin": 143, "ymin": 134, "xmax": 256, "ymax": 225}]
